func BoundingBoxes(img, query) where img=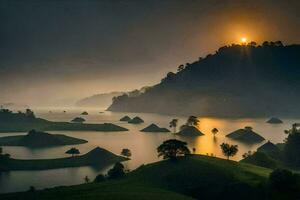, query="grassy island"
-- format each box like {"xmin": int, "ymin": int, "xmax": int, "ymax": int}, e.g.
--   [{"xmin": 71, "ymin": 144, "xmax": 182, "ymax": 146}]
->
[
  {"xmin": 0, "ymin": 147, "xmax": 128, "ymax": 171},
  {"xmin": 0, "ymin": 109, "xmax": 128, "ymax": 132},
  {"xmin": 0, "ymin": 130, "xmax": 87, "ymax": 147}
]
